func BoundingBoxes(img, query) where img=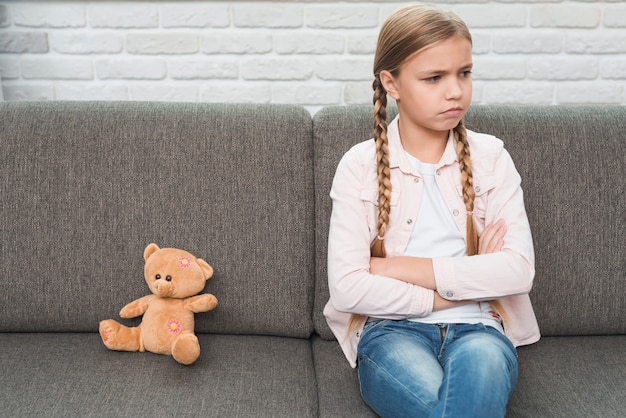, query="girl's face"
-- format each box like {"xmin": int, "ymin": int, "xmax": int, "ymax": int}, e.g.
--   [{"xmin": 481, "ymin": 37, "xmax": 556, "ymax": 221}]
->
[{"xmin": 381, "ymin": 35, "xmax": 473, "ymax": 144}]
